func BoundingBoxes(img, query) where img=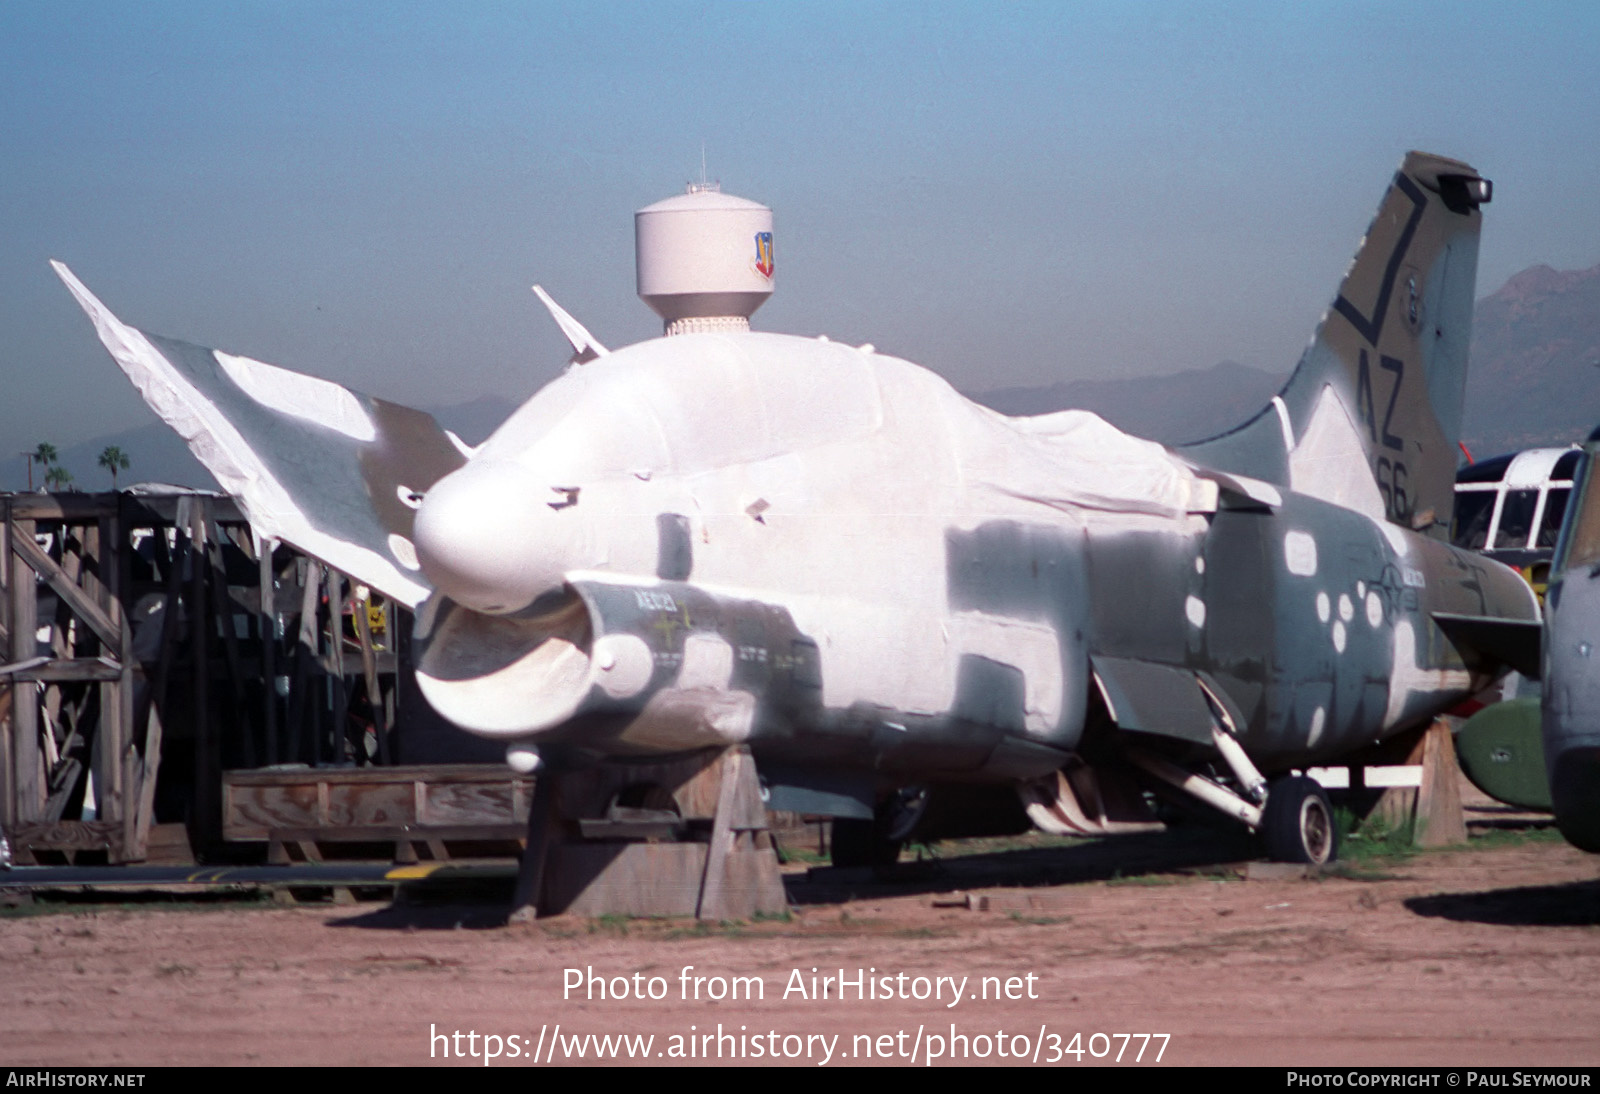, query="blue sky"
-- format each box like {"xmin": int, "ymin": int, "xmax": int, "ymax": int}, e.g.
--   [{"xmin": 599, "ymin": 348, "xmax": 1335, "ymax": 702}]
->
[{"xmin": 4, "ymin": 1, "xmax": 1598, "ymax": 478}]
